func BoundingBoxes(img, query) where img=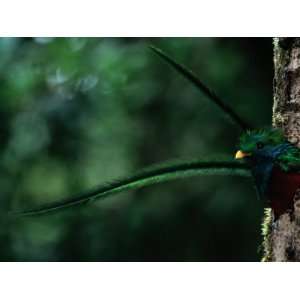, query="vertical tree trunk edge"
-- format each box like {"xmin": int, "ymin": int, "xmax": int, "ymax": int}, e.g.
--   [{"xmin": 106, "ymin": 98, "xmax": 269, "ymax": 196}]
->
[{"xmin": 262, "ymin": 37, "xmax": 300, "ymax": 262}]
